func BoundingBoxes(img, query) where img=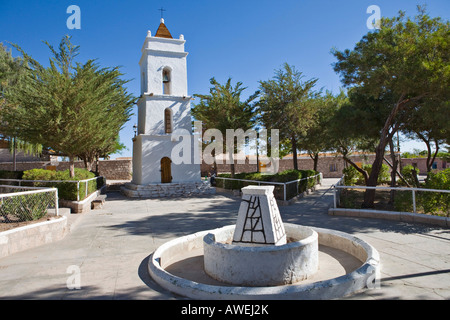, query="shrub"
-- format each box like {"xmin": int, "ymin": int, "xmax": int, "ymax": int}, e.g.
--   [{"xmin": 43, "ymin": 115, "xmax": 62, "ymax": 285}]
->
[
  {"xmin": 343, "ymin": 164, "xmax": 390, "ymax": 186},
  {"xmin": 270, "ymin": 170, "xmax": 303, "ymax": 199},
  {"xmin": 393, "ymin": 190, "xmax": 414, "ymax": 212},
  {"xmin": 297, "ymin": 170, "xmax": 318, "ymax": 193},
  {"xmin": 401, "ymin": 165, "xmax": 420, "ymax": 187},
  {"xmin": 358, "ymin": 164, "xmax": 390, "ymax": 184},
  {"xmin": 0, "ymin": 170, "xmax": 24, "ymax": 180},
  {"xmin": 339, "ymin": 189, "xmax": 362, "ymax": 209},
  {"xmin": 420, "ymin": 169, "xmax": 450, "ymax": 216},
  {"xmin": 0, "ymin": 193, "xmax": 50, "ymax": 222},
  {"xmin": 22, "ymin": 168, "xmax": 97, "ymax": 201},
  {"xmin": 22, "ymin": 168, "xmax": 57, "ymax": 181},
  {"xmin": 343, "ymin": 166, "xmax": 359, "ymax": 186},
  {"xmin": 424, "ymin": 168, "xmax": 450, "ymax": 190},
  {"xmin": 393, "ymin": 169, "xmax": 449, "ymax": 216},
  {"xmin": 217, "ymin": 169, "xmax": 320, "ymax": 200}
]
